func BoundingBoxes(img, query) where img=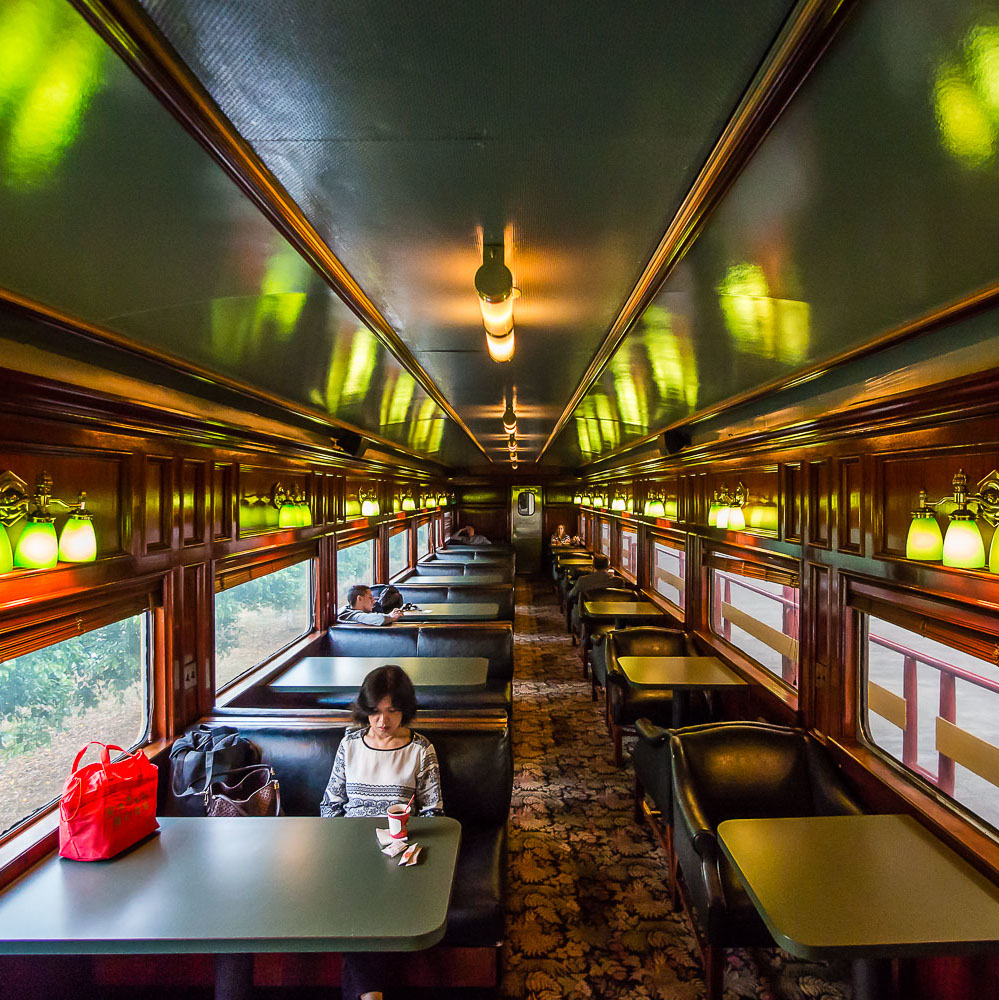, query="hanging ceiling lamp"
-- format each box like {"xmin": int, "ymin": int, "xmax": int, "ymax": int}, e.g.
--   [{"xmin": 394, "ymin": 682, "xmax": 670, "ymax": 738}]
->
[
  {"xmin": 475, "ymin": 244, "xmax": 518, "ymax": 363},
  {"xmin": 502, "ymin": 397, "xmax": 517, "ymax": 434}
]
